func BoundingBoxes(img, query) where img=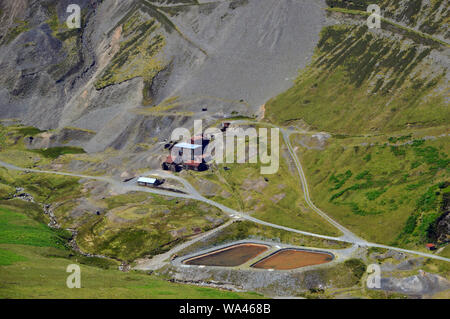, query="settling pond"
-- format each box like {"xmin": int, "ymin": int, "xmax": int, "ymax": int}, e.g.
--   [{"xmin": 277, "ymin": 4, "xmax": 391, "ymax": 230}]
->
[
  {"xmin": 251, "ymin": 249, "xmax": 334, "ymax": 270},
  {"xmin": 183, "ymin": 243, "xmax": 269, "ymax": 267}
]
